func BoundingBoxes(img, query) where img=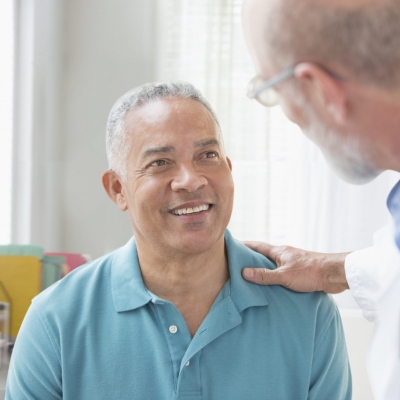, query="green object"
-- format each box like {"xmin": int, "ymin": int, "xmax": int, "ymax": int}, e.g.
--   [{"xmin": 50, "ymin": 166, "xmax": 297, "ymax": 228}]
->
[
  {"xmin": 0, "ymin": 245, "xmax": 43, "ymax": 258},
  {"xmin": 41, "ymin": 256, "xmax": 66, "ymax": 290}
]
